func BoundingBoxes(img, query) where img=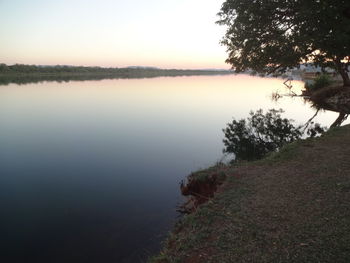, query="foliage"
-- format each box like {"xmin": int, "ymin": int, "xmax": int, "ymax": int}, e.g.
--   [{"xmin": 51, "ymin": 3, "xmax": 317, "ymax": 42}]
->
[
  {"xmin": 217, "ymin": 0, "xmax": 350, "ymax": 86},
  {"xmin": 306, "ymin": 122, "xmax": 325, "ymax": 137},
  {"xmin": 0, "ymin": 63, "xmax": 9, "ymax": 72},
  {"xmin": 223, "ymin": 109, "xmax": 325, "ymax": 161},
  {"xmin": 305, "ymin": 74, "xmax": 333, "ymax": 92},
  {"xmin": 0, "ymin": 63, "xmax": 232, "ymax": 76}
]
